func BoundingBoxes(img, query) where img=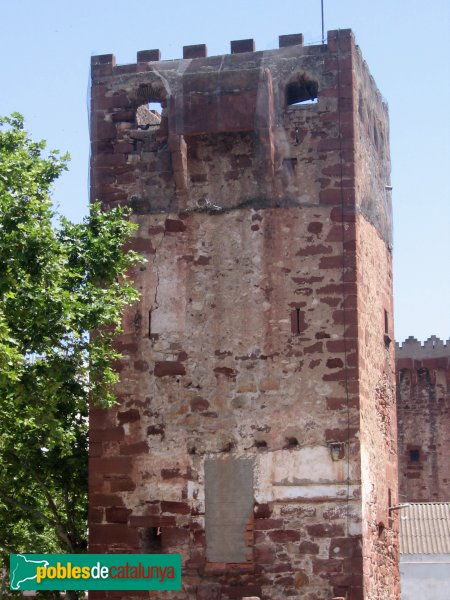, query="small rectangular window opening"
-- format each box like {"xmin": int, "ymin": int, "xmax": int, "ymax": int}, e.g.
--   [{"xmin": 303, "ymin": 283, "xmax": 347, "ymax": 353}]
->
[
  {"xmin": 291, "ymin": 308, "xmax": 302, "ymax": 335},
  {"xmin": 148, "ymin": 310, "xmax": 152, "ymax": 337},
  {"xmin": 409, "ymin": 449, "xmax": 420, "ymax": 462},
  {"xmin": 384, "ymin": 310, "xmax": 389, "ymax": 334},
  {"xmin": 388, "ymin": 488, "xmax": 393, "ymax": 527}
]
